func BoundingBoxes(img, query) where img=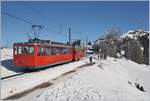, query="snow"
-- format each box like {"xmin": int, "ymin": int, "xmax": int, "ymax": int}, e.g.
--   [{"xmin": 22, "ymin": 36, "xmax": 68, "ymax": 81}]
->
[
  {"xmin": 117, "ymin": 58, "xmax": 150, "ymax": 92},
  {"xmin": 121, "ymin": 30, "xmax": 149, "ymax": 39},
  {"xmin": 121, "ymin": 31, "xmax": 135, "ymax": 39},
  {"xmin": 1, "ymin": 57, "xmax": 89, "ymax": 99},
  {"xmin": 0, "ymin": 48, "xmax": 22, "ymax": 78},
  {"xmin": 1, "ymin": 49, "xmax": 150, "ymax": 100},
  {"xmin": 35, "ymin": 57, "xmax": 150, "ymax": 101}
]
